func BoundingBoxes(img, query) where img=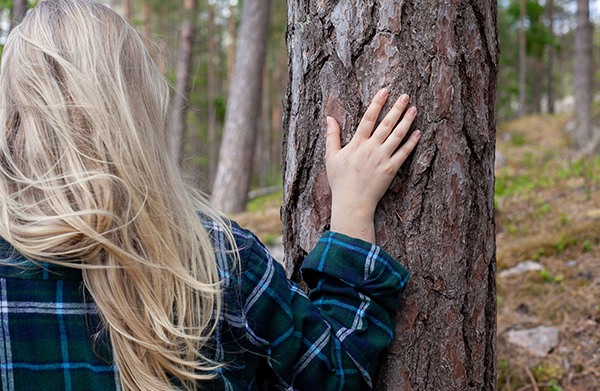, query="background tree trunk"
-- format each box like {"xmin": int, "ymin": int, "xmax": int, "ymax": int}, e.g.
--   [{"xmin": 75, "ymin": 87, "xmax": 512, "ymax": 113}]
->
[
  {"xmin": 10, "ymin": 0, "xmax": 28, "ymax": 32},
  {"xmin": 547, "ymin": 0, "xmax": 555, "ymax": 114},
  {"xmin": 518, "ymin": 0, "xmax": 527, "ymax": 116},
  {"xmin": 211, "ymin": 0, "xmax": 272, "ymax": 213},
  {"xmin": 227, "ymin": 5, "xmax": 237, "ymax": 89},
  {"xmin": 122, "ymin": 0, "xmax": 133, "ymax": 21},
  {"xmin": 170, "ymin": 0, "xmax": 198, "ymax": 164},
  {"xmin": 207, "ymin": 3, "xmax": 219, "ymax": 186},
  {"xmin": 141, "ymin": 0, "xmax": 152, "ymax": 47},
  {"xmin": 533, "ymin": 56, "xmax": 543, "ymax": 113},
  {"xmin": 282, "ymin": 0, "xmax": 498, "ymax": 389},
  {"xmin": 574, "ymin": 0, "xmax": 592, "ymax": 147}
]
